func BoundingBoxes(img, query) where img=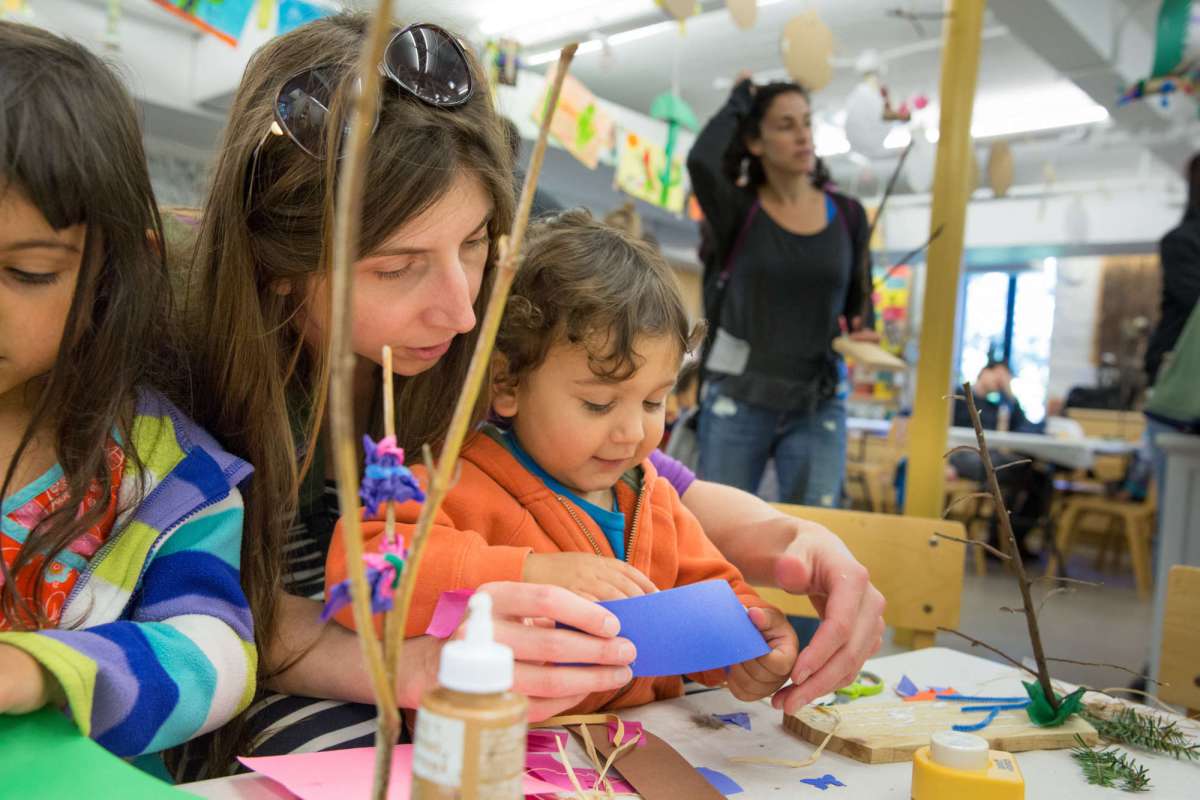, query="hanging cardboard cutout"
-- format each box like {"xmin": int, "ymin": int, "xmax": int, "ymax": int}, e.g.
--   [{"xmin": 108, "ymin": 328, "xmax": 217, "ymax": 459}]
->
[
  {"xmin": 781, "ymin": 12, "xmax": 834, "ymax": 90},
  {"xmin": 987, "ymin": 141, "xmax": 1014, "ymax": 198},
  {"xmin": 727, "ymin": 0, "xmax": 757, "ymax": 30}
]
